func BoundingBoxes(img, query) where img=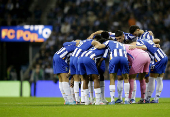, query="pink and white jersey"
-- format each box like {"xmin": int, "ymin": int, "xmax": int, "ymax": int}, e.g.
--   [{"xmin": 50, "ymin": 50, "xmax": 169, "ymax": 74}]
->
[{"xmin": 124, "ymin": 44, "xmax": 147, "ymax": 65}]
